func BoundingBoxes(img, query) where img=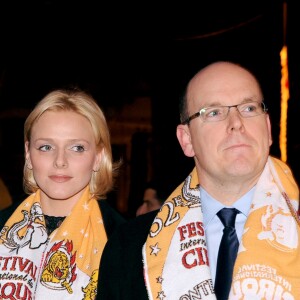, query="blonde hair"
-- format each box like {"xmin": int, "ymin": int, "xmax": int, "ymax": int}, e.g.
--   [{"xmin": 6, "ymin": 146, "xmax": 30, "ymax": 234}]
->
[{"xmin": 23, "ymin": 88, "xmax": 120, "ymax": 199}]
